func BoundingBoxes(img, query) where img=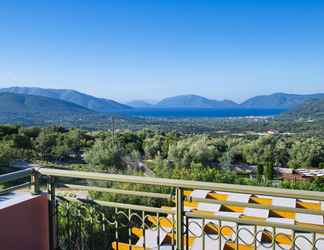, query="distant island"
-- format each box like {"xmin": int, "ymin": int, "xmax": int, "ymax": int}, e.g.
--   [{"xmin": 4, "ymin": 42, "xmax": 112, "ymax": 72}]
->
[{"xmin": 155, "ymin": 95, "xmax": 238, "ymax": 109}]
